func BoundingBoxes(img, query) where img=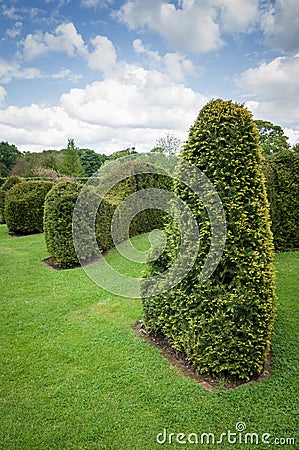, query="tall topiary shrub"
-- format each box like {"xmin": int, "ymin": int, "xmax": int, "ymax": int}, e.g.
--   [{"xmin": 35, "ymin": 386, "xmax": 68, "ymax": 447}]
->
[
  {"xmin": 5, "ymin": 180, "xmax": 53, "ymax": 234},
  {"xmin": 143, "ymin": 99, "xmax": 276, "ymax": 381},
  {"xmin": 44, "ymin": 182, "xmax": 83, "ymax": 268},
  {"xmin": 0, "ymin": 175, "xmax": 22, "ymax": 223},
  {"xmin": 263, "ymin": 150, "xmax": 299, "ymax": 251}
]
